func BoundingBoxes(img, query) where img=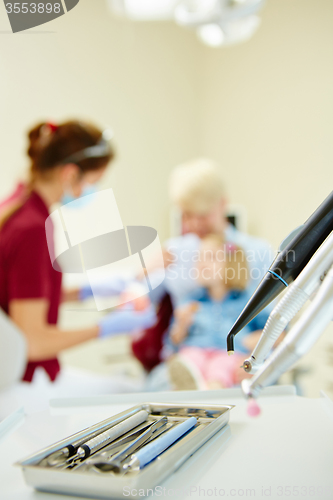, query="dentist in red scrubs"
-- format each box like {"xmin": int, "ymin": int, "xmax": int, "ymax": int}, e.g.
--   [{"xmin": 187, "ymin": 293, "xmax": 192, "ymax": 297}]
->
[{"xmin": 0, "ymin": 120, "xmax": 115, "ymax": 382}]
